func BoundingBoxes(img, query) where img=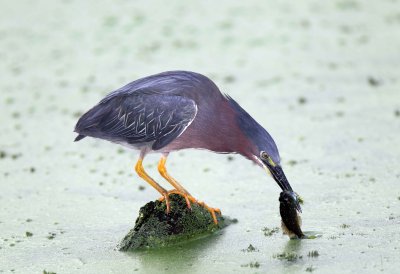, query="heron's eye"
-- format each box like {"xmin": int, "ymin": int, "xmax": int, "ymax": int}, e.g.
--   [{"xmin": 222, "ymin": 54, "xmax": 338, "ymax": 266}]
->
[
  {"xmin": 260, "ymin": 151, "xmax": 269, "ymax": 160},
  {"xmin": 260, "ymin": 151, "xmax": 276, "ymax": 167}
]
